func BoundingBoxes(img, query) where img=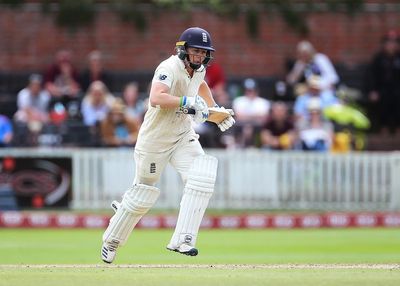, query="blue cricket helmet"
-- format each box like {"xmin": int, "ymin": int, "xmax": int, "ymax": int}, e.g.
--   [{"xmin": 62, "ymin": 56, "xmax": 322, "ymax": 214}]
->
[
  {"xmin": 177, "ymin": 27, "xmax": 215, "ymax": 52},
  {"xmin": 176, "ymin": 27, "xmax": 214, "ymax": 69}
]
